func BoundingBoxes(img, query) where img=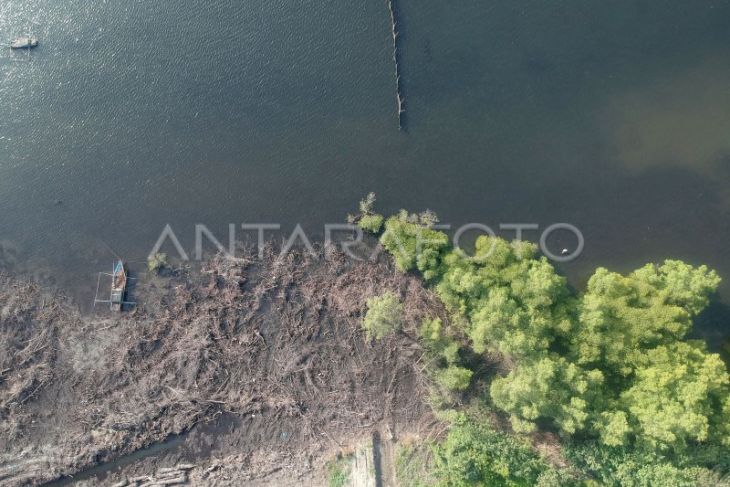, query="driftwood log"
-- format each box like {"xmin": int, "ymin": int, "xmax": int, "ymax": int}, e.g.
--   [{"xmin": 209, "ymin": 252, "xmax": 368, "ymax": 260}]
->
[{"xmin": 387, "ymin": 0, "xmax": 405, "ymax": 130}]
